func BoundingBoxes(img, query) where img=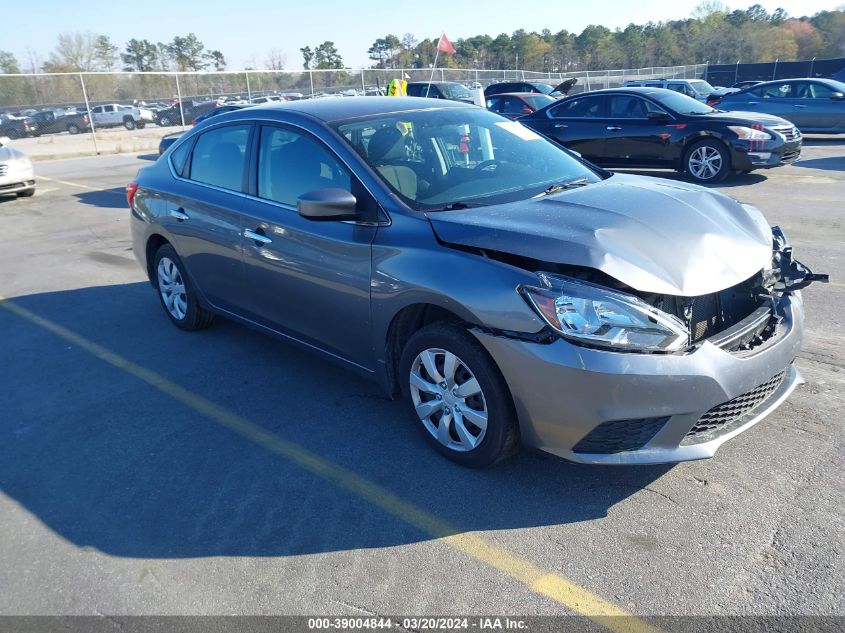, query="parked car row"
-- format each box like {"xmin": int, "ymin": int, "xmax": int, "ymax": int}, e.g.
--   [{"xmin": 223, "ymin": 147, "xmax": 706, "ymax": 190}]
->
[{"xmin": 129, "ymin": 96, "xmax": 826, "ymax": 468}]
